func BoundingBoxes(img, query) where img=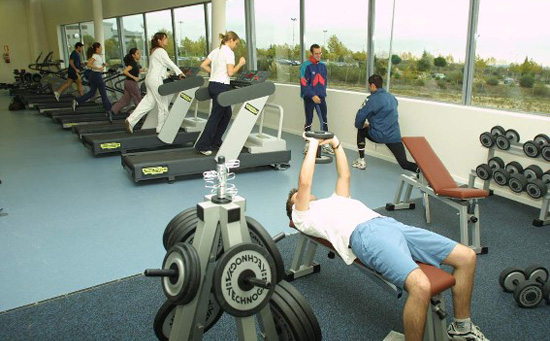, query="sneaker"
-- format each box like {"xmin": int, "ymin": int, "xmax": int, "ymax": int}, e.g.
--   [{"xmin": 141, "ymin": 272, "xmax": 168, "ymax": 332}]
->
[
  {"xmin": 447, "ymin": 322, "xmax": 489, "ymax": 341},
  {"xmin": 197, "ymin": 150, "xmax": 212, "ymax": 156},
  {"xmin": 54, "ymin": 91, "xmax": 60, "ymax": 102},
  {"xmin": 107, "ymin": 110, "xmax": 114, "ymax": 123},
  {"xmin": 124, "ymin": 119, "xmax": 133, "ymax": 134},
  {"xmin": 322, "ymin": 145, "xmax": 334, "ymax": 155},
  {"xmin": 72, "ymin": 99, "xmax": 78, "ymax": 112},
  {"xmin": 352, "ymin": 158, "xmax": 367, "ymax": 170}
]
